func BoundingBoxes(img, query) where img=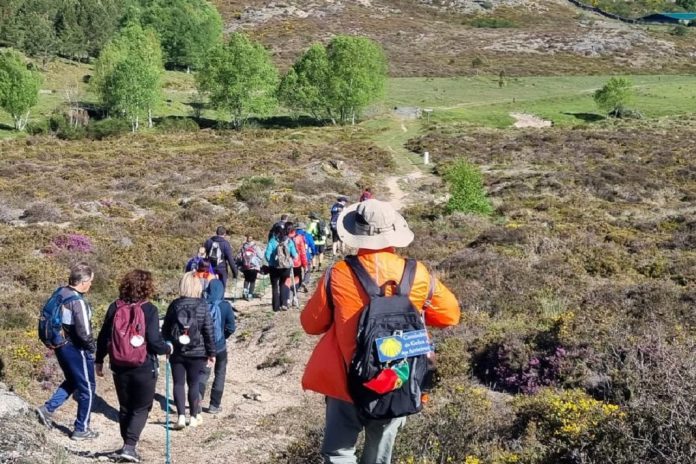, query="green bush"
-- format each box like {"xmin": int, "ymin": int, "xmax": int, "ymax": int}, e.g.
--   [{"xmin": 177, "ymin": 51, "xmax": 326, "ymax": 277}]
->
[
  {"xmin": 25, "ymin": 119, "xmax": 50, "ymax": 135},
  {"xmin": 671, "ymin": 24, "xmax": 690, "ymax": 36},
  {"xmin": 156, "ymin": 117, "xmax": 199, "ymax": 133},
  {"xmin": 49, "ymin": 115, "xmax": 87, "ymax": 140},
  {"xmin": 444, "ymin": 160, "xmax": 493, "ymax": 215},
  {"xmin": 594, "ymin": 77, "xmax": 634, "ymax": 115},
  {"xmin": 87, "ymin": 118, "xmax": 131, "ymax": 140},
  {"xmin": 235, "ymin": 176, "xmax": 275, "ymax": 203}
]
